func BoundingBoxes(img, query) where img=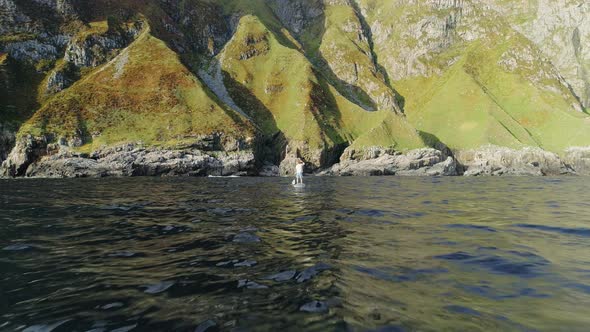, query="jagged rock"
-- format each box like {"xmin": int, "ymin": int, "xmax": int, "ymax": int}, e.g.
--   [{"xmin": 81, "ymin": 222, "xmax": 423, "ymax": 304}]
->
[
  {"xmin": 268, "ymin": 0, "xmax": 323, "ymax": 35},
  {"xmin": 259, "ymin": 164, "xmax": 280, "ymax": 177},
  {"xmin": 64, "ymin": 22, "xmax": 142, "ymax": 68},
  {"xmin": 279, "ymin": 141, "xmax": 345, "ymax": 176},
  {"xmin": 1, "ymin": 135, "xmax": 48, "ymax": 177},
  {"xmin": 498, "ymin": 0, "xmax": 590, "ymax": 108},
  {"xmin": 44, "ymin": 62, "xmax": 78, "ymax": 94},
  {"xmin": 4, "ymin": 40, "xmax": 59, "ymax": 62},
  {"xmin": 457, "ymin": 145, "xmax": 572, "ymax": 176},
  {"xmin": 321, "ymin": 147, "xmax": 458, "ymax": 176},
  {"xmin": 1, "ymin": 135, "xmax": 257, "ymax": 178},
  {"xmin": 2, "ymin": 0, "xmax": 590, "ymax": 181},
  {"xmin": 340, "ymin": 146, "xmax": 399, "ymax": 161},
  {"xmin": 564, "ymin": 147, "xmax": 590, "ymax": 176}
]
